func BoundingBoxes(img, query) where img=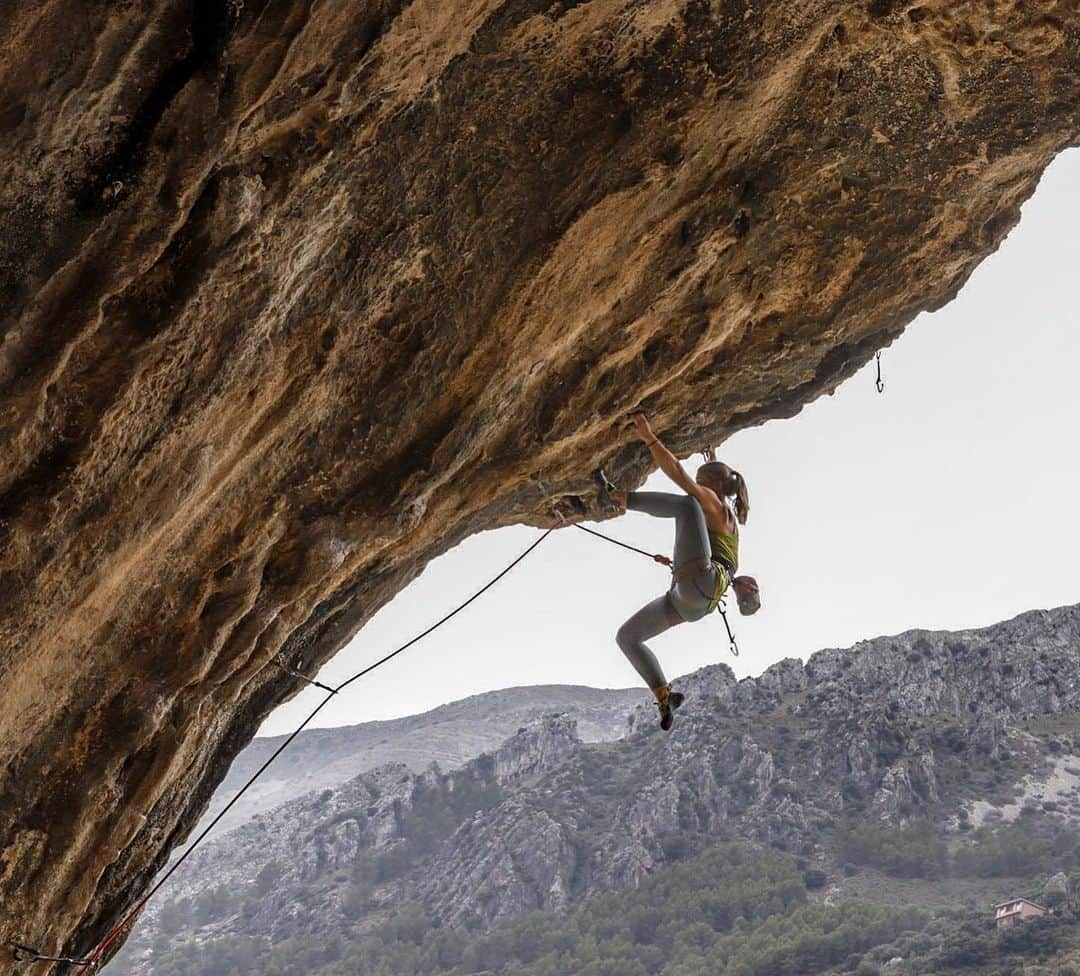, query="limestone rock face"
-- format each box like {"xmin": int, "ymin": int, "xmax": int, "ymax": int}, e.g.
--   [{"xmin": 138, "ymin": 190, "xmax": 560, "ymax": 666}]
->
[
  {"xmin": 491, "ymin": 714, "xmax": 581, "ymax": 786},
  {"xmin": 412, "ymin": 607, "xmax": 1080, "ymax": 930},
  {"xmin": 206, "ymin": 684, "xmax": 639, "ymax": 833},
  {"xmin": 120, "ymin": 713, "xmax": 581, "ymax": 946},
  {"xmin": 0, "ymin": 0, "xmax": 1077, "ymax": 966}
]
